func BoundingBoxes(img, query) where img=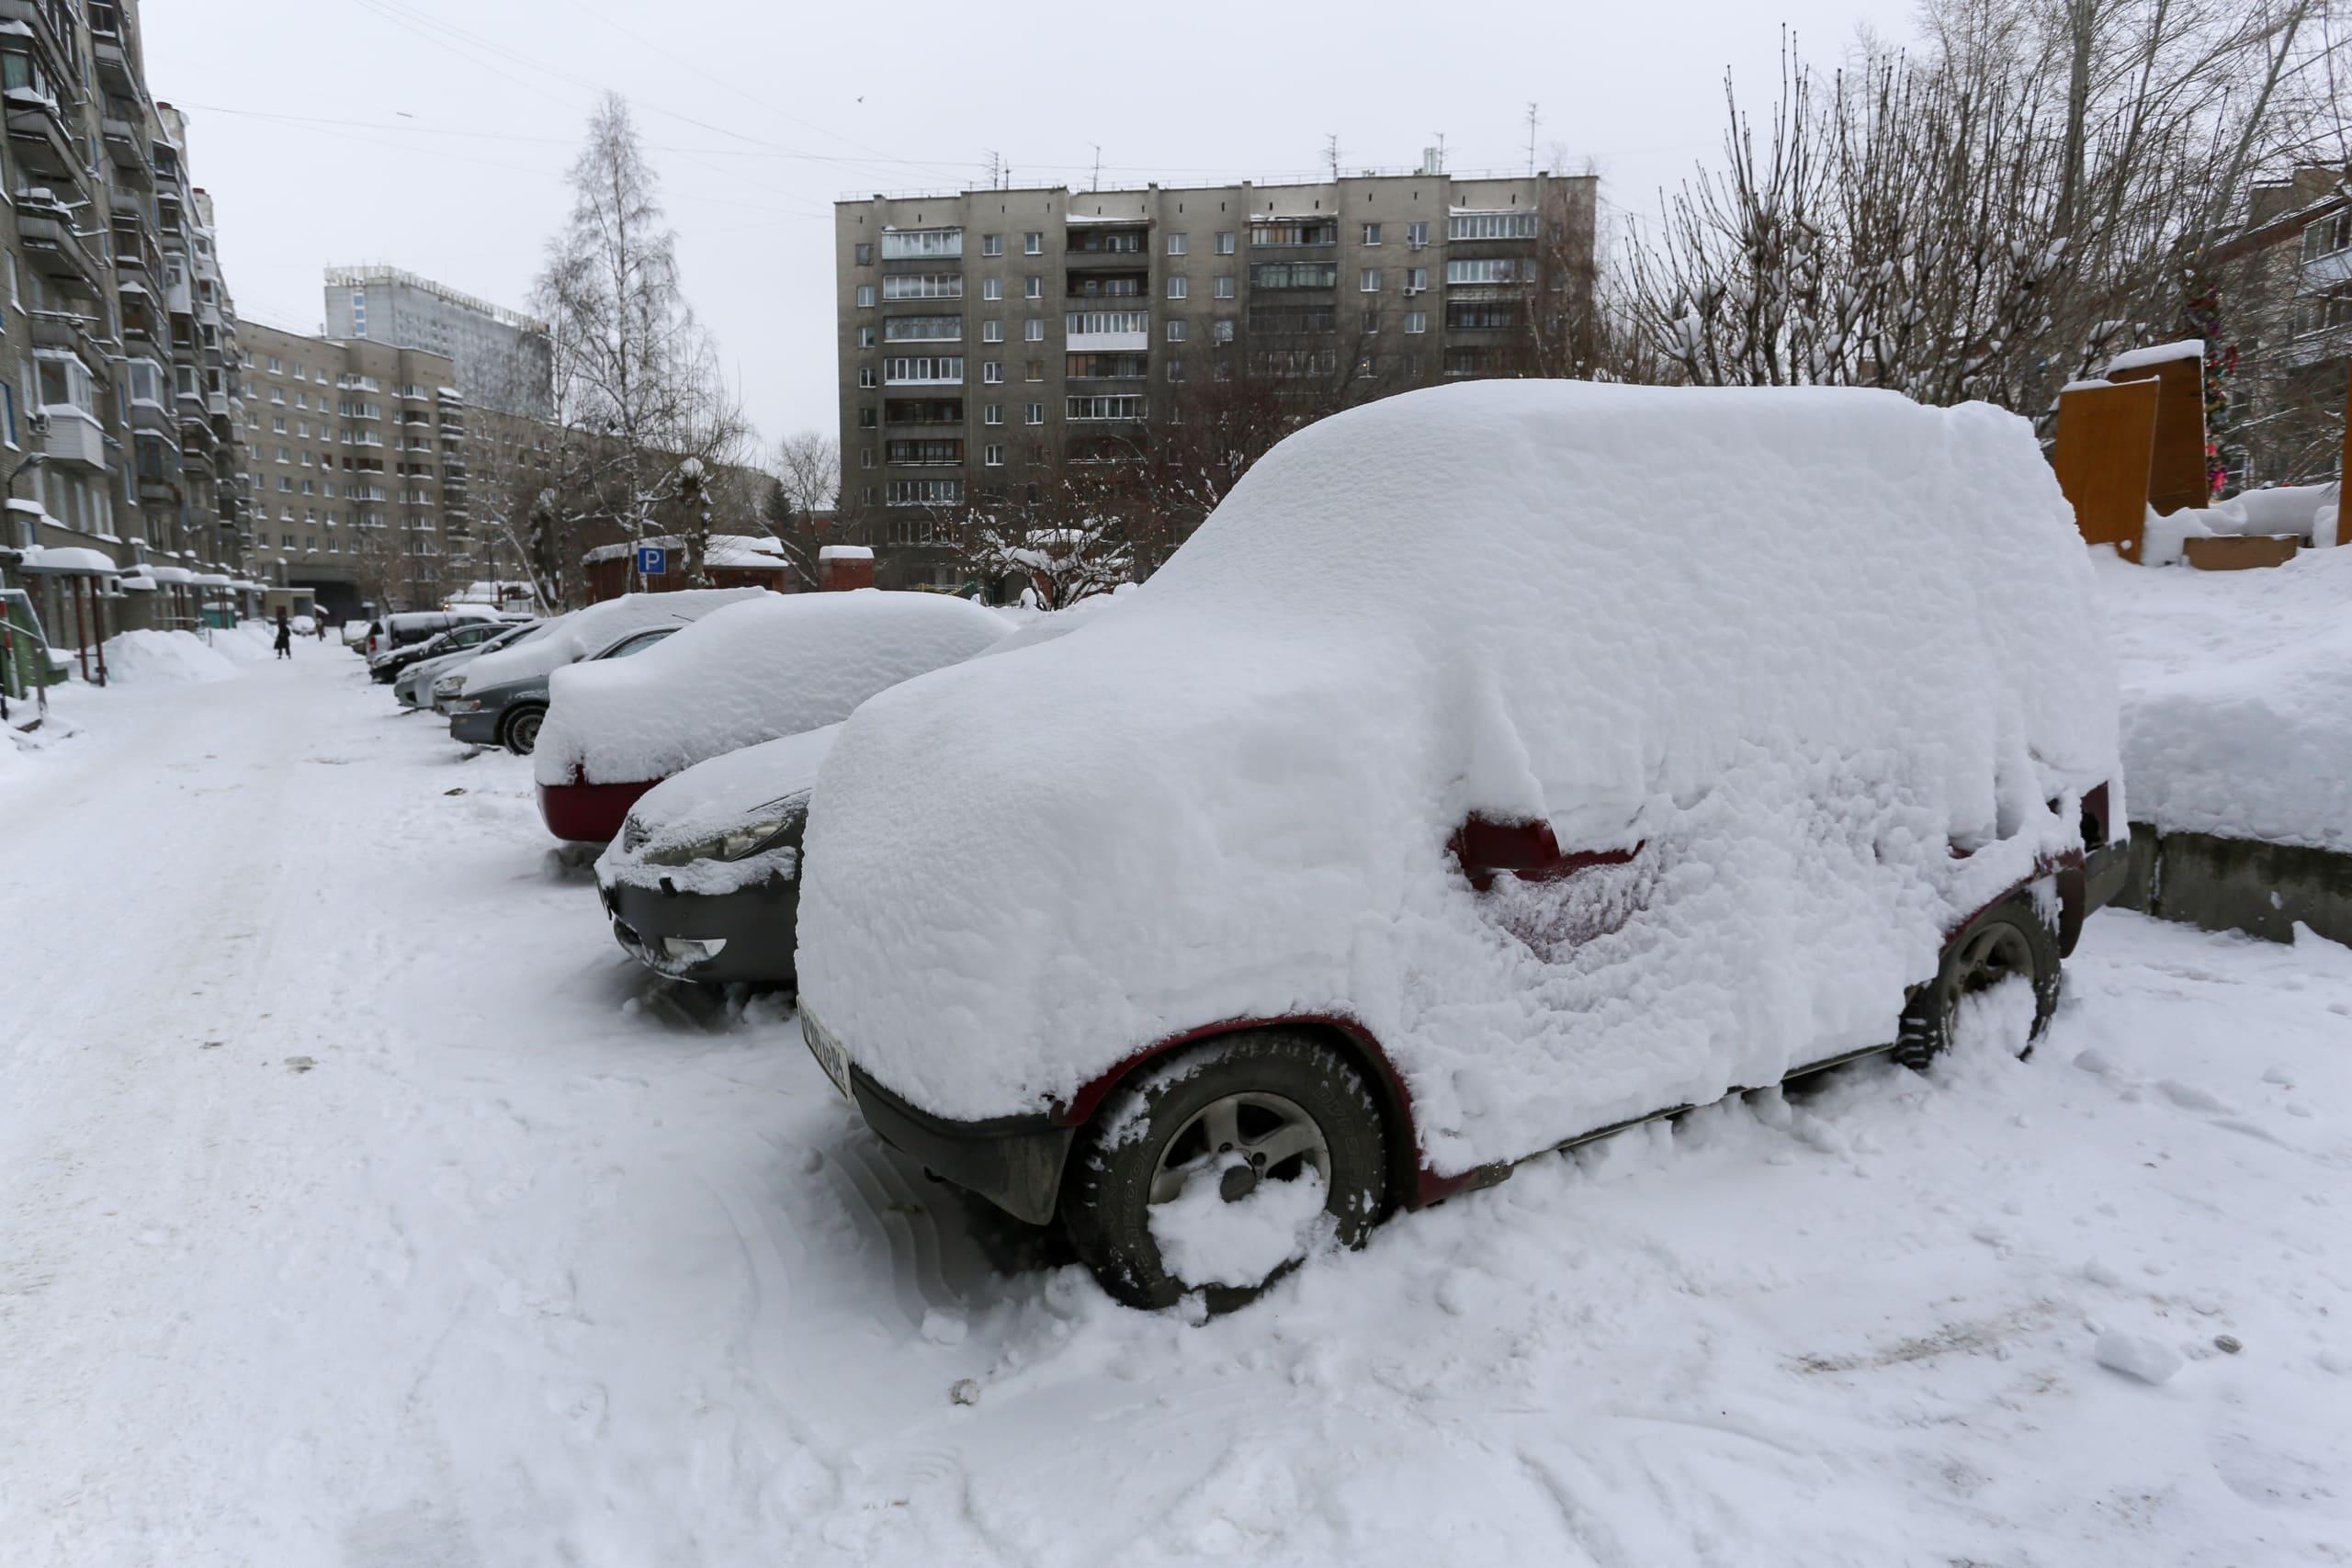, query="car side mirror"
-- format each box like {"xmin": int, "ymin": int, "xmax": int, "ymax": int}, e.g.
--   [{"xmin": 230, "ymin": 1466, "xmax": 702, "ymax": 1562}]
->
[{"xmin": 1452, "ymin": 813, "xmax": 1641, "ymax": 893}]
